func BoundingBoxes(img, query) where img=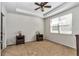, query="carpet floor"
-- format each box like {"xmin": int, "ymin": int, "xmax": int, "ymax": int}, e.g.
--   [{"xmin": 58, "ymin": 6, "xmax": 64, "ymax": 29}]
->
[{"xmin": 2, "ymin": 40, "xmax": 76, "ymax": 56}]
